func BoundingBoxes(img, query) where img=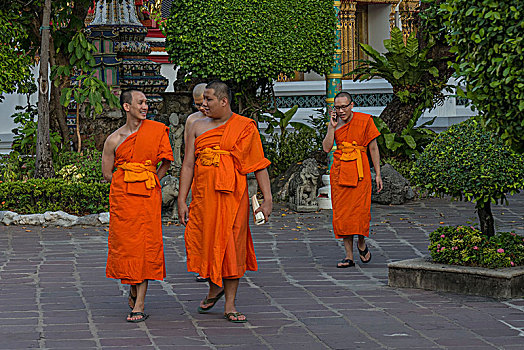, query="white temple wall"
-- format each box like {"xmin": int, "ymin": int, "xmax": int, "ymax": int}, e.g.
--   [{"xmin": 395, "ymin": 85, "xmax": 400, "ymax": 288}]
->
[{"xmin": 368, "ymin": 4, "xmax": 391, "ymax": 54}]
